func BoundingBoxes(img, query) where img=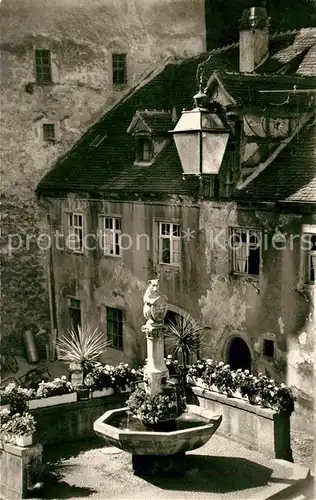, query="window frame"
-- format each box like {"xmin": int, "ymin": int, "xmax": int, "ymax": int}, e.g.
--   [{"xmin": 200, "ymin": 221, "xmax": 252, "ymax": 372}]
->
[
  {"xmin": 112, "ymin": 53, "xmax": 127, "ymax": 85},
  {"xmin": 98, "ymin": 215, "xmax": 122, "ymax": 257},
  {"xmin": 157, "ymin": 221, "xmax": 181, "ymax": 266},
  {"xmin": 106, "ymin": 307, "xmax": 123, "ymax": 350},
  {"xmin": 43, "ymin": 123, "xmax": 56, "ymax": 142},
  {"xmin": 262, "ymin": 338, "xmax": 275, "ymax": 359},
  {"xmin": 35, "ymin": 49, "xmax": 52, "ymax": 84},
  {"xmin": 304, "ymin": 233, "xmax": 316, "ymax": 285},
  {"xmin": 230, "ymin": 227, "xmax": 261, "ymax": 277},
  {"xmin": 137, "ymin": 136, "xmax": 153, "ymax": 162},
  {"xmin": 68, "ymin": 297, "xmax": 81, "ymax": 334},
  {"xmin": 66, "ymin": 212, "xmax": 84, "ymax": 254}
]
